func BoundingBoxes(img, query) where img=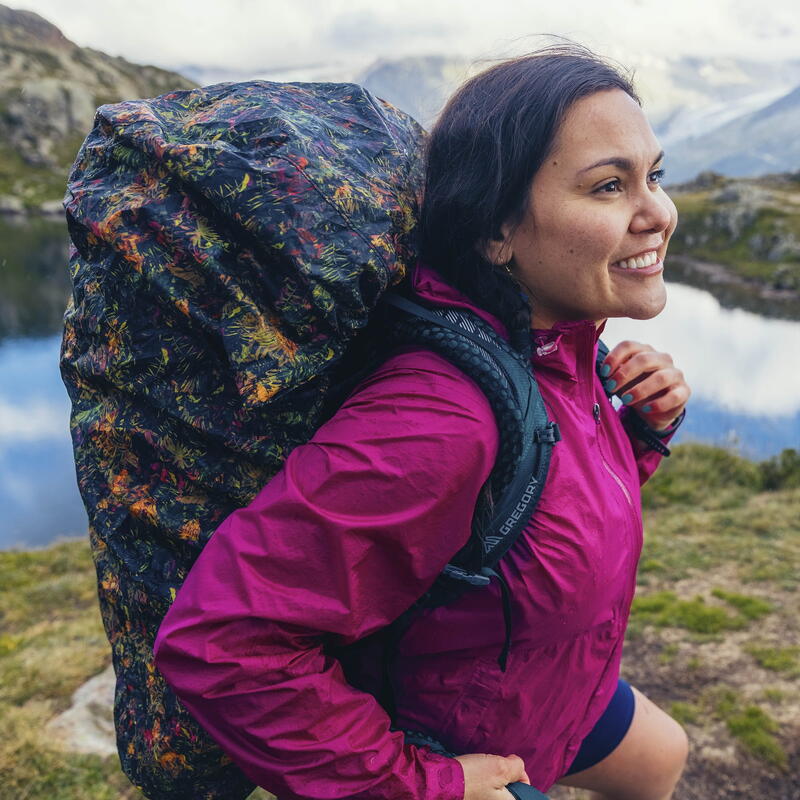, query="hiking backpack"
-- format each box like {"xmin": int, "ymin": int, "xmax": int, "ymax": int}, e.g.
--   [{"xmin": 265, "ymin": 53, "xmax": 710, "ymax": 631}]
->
[{"xmin": 61, "ymin": 80, "xmax": 610, "ymax": 800}]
